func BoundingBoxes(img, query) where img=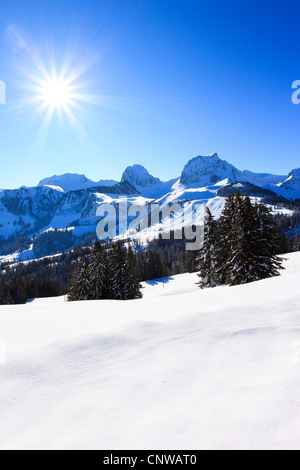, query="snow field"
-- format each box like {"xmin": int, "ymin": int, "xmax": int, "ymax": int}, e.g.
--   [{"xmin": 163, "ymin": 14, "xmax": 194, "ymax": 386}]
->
[{"xmin": 0, "ymin": 253, "xmax": 300, "ymax": 449}]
